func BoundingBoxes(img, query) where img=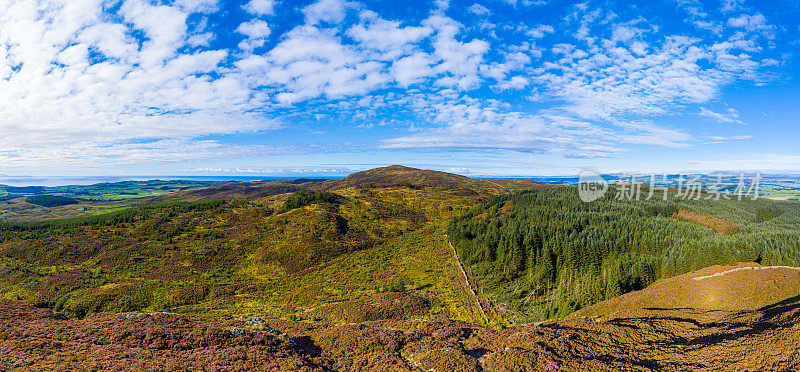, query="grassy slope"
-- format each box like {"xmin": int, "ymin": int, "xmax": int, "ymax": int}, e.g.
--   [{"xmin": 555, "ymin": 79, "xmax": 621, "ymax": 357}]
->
[{"xmin": 569, "ymin": 262, "xmax": 800, "ymax": 320}]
